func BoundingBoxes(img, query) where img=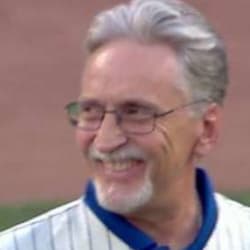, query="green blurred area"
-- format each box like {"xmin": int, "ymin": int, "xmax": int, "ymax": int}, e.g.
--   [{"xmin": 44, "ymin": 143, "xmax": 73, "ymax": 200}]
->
[
  {"xmin": 0, "ymin": 193, "xmax": 250, "ymax": 231},
  {"xmin": 0, "ymin": 201, "xmax": 65, "ymax": 231},
  {"xmin": 225, "ymin": 192, "xmax": 250, "ymax": 206}
]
